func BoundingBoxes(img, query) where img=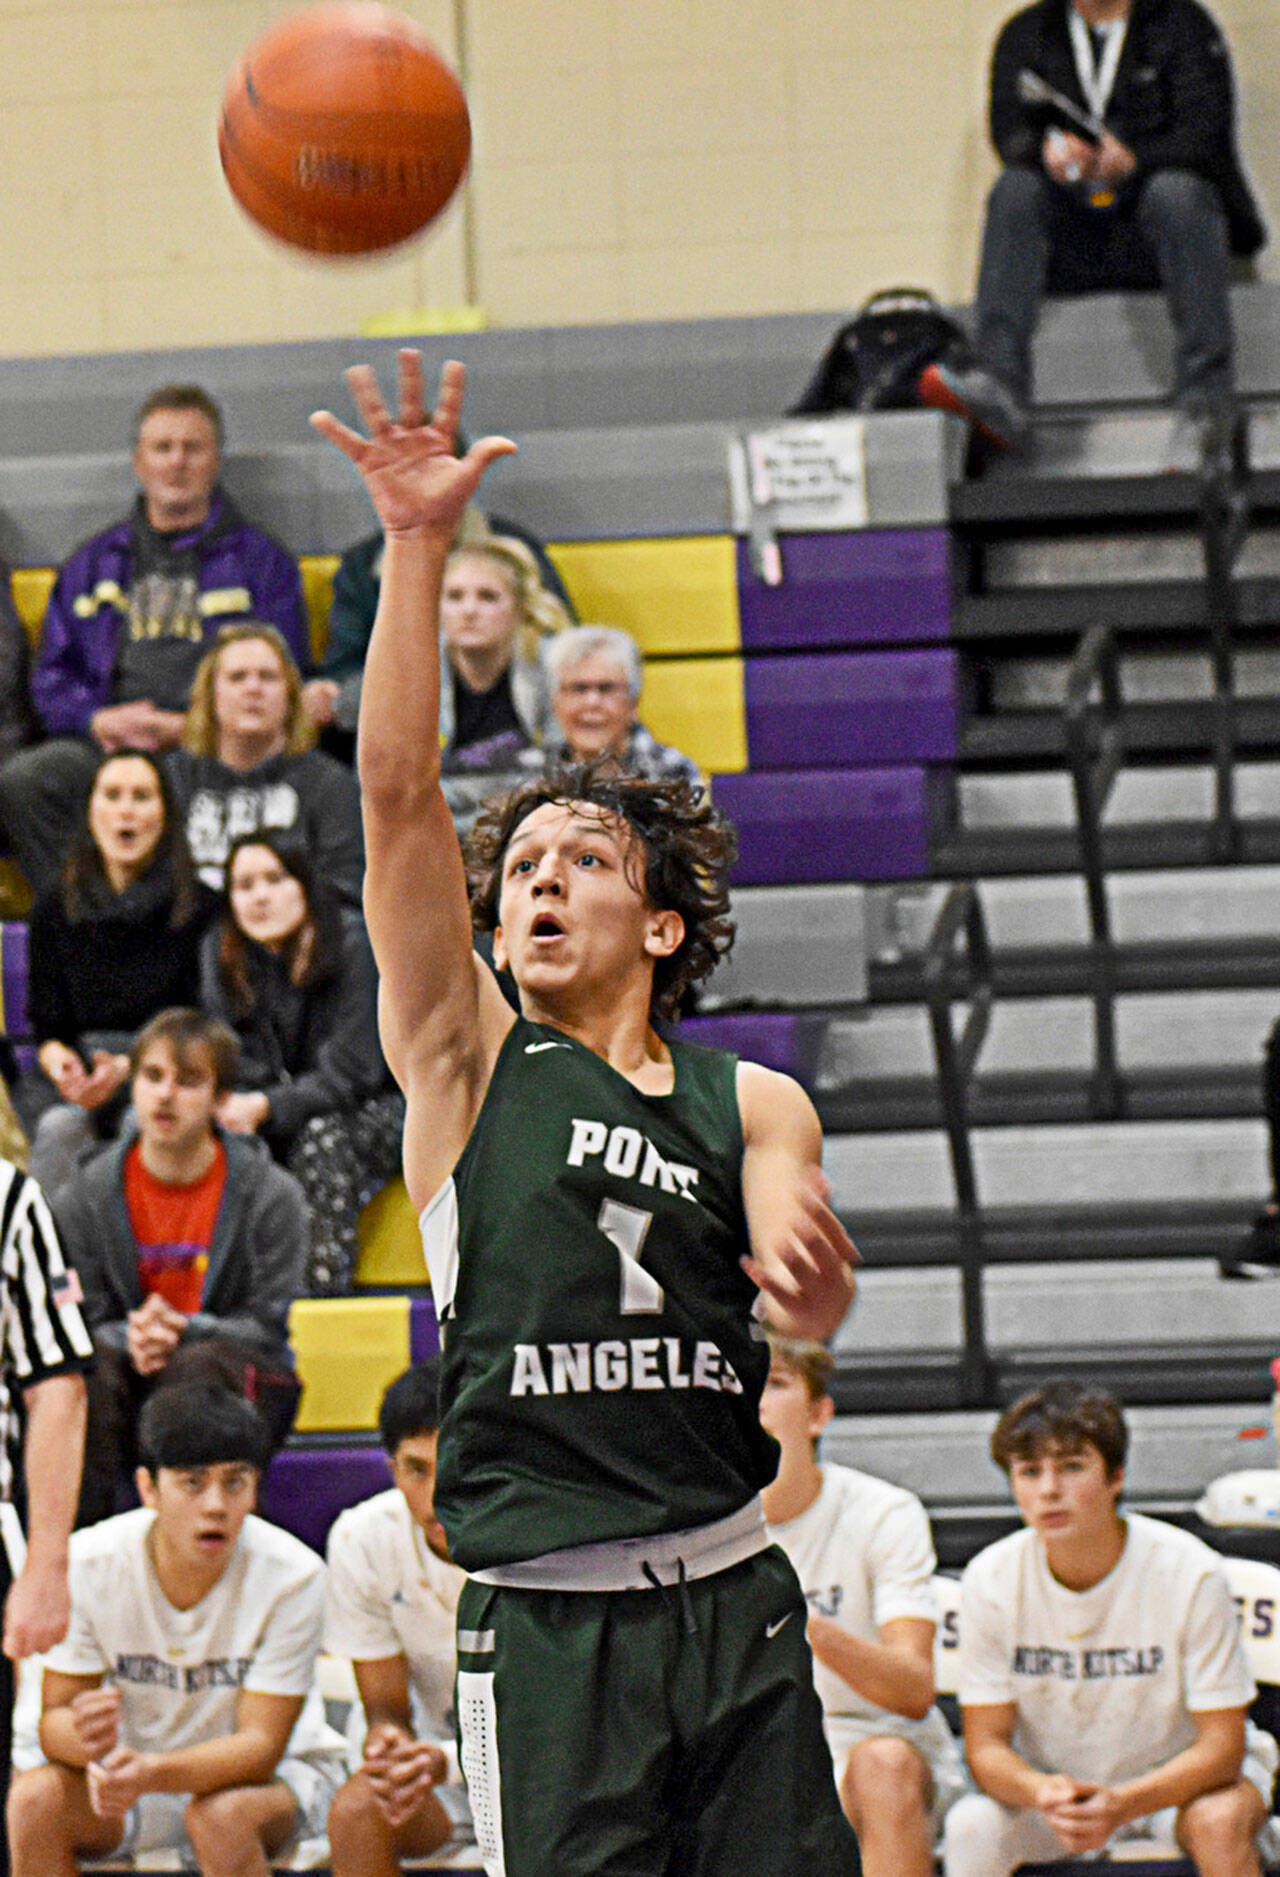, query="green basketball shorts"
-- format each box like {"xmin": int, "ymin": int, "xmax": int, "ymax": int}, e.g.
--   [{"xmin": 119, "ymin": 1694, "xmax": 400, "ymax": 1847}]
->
[{"xmin": 455, "ymin": 1544, "xmax": 861, "ymax": 1877}]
